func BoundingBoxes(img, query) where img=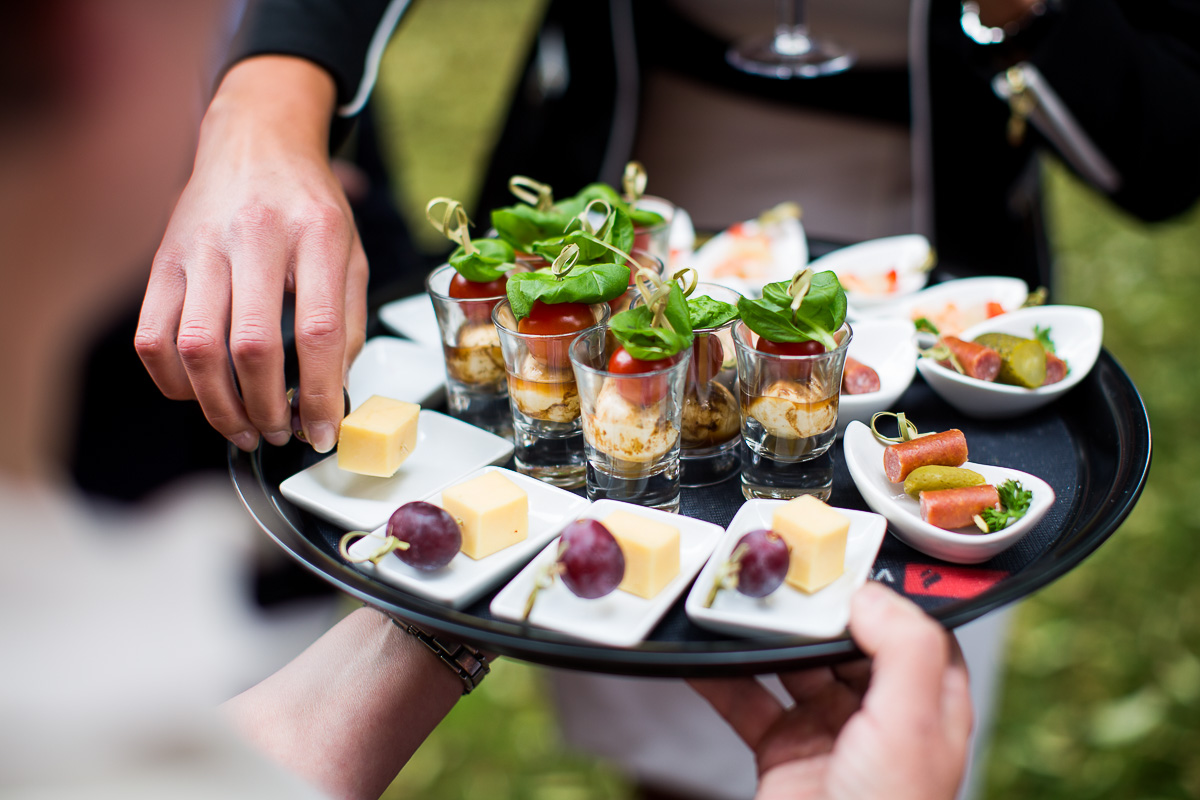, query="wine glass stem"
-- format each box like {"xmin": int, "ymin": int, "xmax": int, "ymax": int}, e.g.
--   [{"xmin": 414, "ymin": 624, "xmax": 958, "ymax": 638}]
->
[{"xmin": 773, "ymin": 0, "xmax": 813, "ymax": 56}]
